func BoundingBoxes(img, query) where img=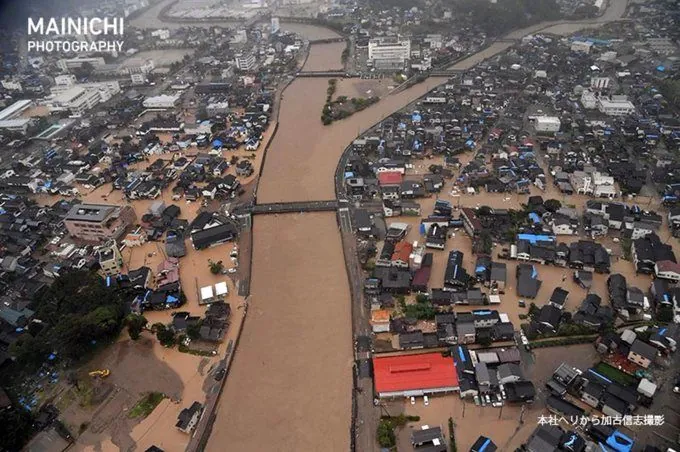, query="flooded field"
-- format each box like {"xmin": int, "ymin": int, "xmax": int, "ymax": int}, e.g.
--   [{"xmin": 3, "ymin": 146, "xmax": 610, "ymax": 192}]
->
[
  {"xmin": 206, "ymin": 213, "xmax": 353, "ymax": 452},
  {"xmin": 281, "ymin": 23, "xmax": 340, "ymax": 41},
  {"xmin": 304, "ymin": 42, "xmax": 346, "ymax": 71}
]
